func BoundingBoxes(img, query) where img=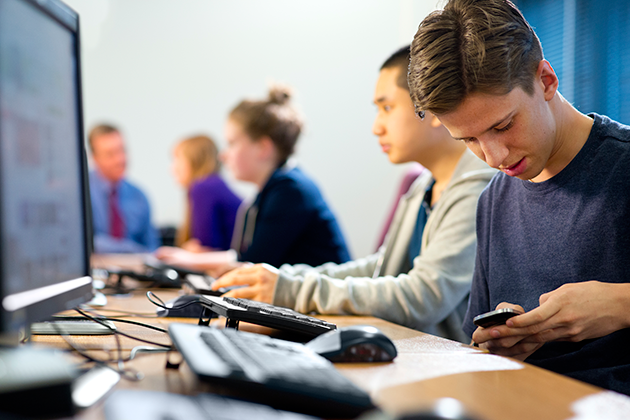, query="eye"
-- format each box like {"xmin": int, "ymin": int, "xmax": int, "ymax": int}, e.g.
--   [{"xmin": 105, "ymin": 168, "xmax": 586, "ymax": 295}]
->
[
  {"xmin": 495, "ymin": 119, "xmax": 514, "ymax": 133},
  {"xmin": 383, "ymin": 105, "xmax": 392, "ymax": 112}
]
